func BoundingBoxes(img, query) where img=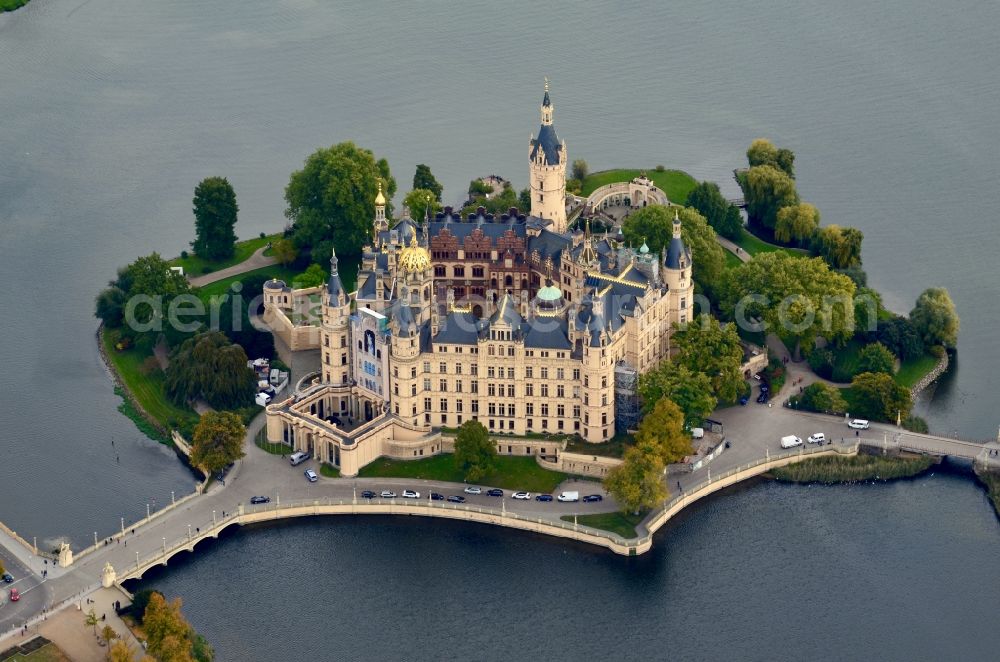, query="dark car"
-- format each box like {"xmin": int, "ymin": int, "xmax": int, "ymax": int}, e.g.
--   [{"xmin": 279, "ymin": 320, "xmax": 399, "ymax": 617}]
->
[
  {"xmin": 1, "ymin": 573, "xmax": 12, "ymax": 583},
  {"xmin": 583, "ymin": 494, "xmax": 603, "ymax": 503},
  {"xmin": 757, "ymin": 392, "xmax": 768, "ymax": 404},
  {"xmin": 535, "ymin": 494, "xmax": 554, "ymax": 502},
  {"xmin": 760, "ymin": 384, "xmax": 770, "ymax": 393},
  {"xmin": 249, "ymin": 496, "xmax": 271, "ymax": 505},
  {"xmin": 361, "ymin": 490, "xmax": 376, "ymax": 499},
  {"xmin": 487, "ymin": 489, "xmax": 504, "ymax": 497},
  {"xmin": 430, "ymin": 492, "xmax": 444, "ymax": 501},
  {"xmin": 447, "ymin": 495, "xmax": 466, "ymax": 503}
]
